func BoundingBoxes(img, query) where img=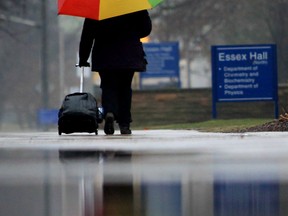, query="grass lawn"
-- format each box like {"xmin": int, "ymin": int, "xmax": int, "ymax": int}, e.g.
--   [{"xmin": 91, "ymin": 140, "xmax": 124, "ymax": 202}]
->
[{"xmin": 135, "ymin": 118, "xmax": 273, "ymax": 132}]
